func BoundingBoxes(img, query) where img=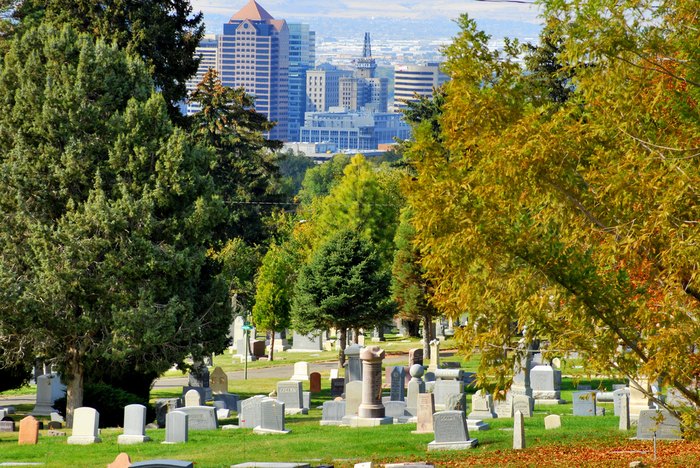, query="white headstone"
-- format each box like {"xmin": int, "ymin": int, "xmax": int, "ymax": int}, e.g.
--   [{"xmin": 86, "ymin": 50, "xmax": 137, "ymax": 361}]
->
[
  {"xmin": 164, "ymin": 411, "xmax": 188, "ymax": 443},
  {"xmin": 67, "ymin": 407, "xmax": 101, "ymax": 445},
  {"xmin": 544, "ymin": 414, "xmax": 561, "ymax": 430},
  {"xmin": 184, "ymin": 389, "xmax": 202, "ymax": 407},
  {"xmin": 291, "ymin": 362, "xmax": 310, "ymax": 381},
  {"xmin": 117, "ymin": 404, "xmax": 150, "ymax": 444},
  {"xmin": 513, "ymin": 410, "xmax": 525, "ymax": 449}
]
